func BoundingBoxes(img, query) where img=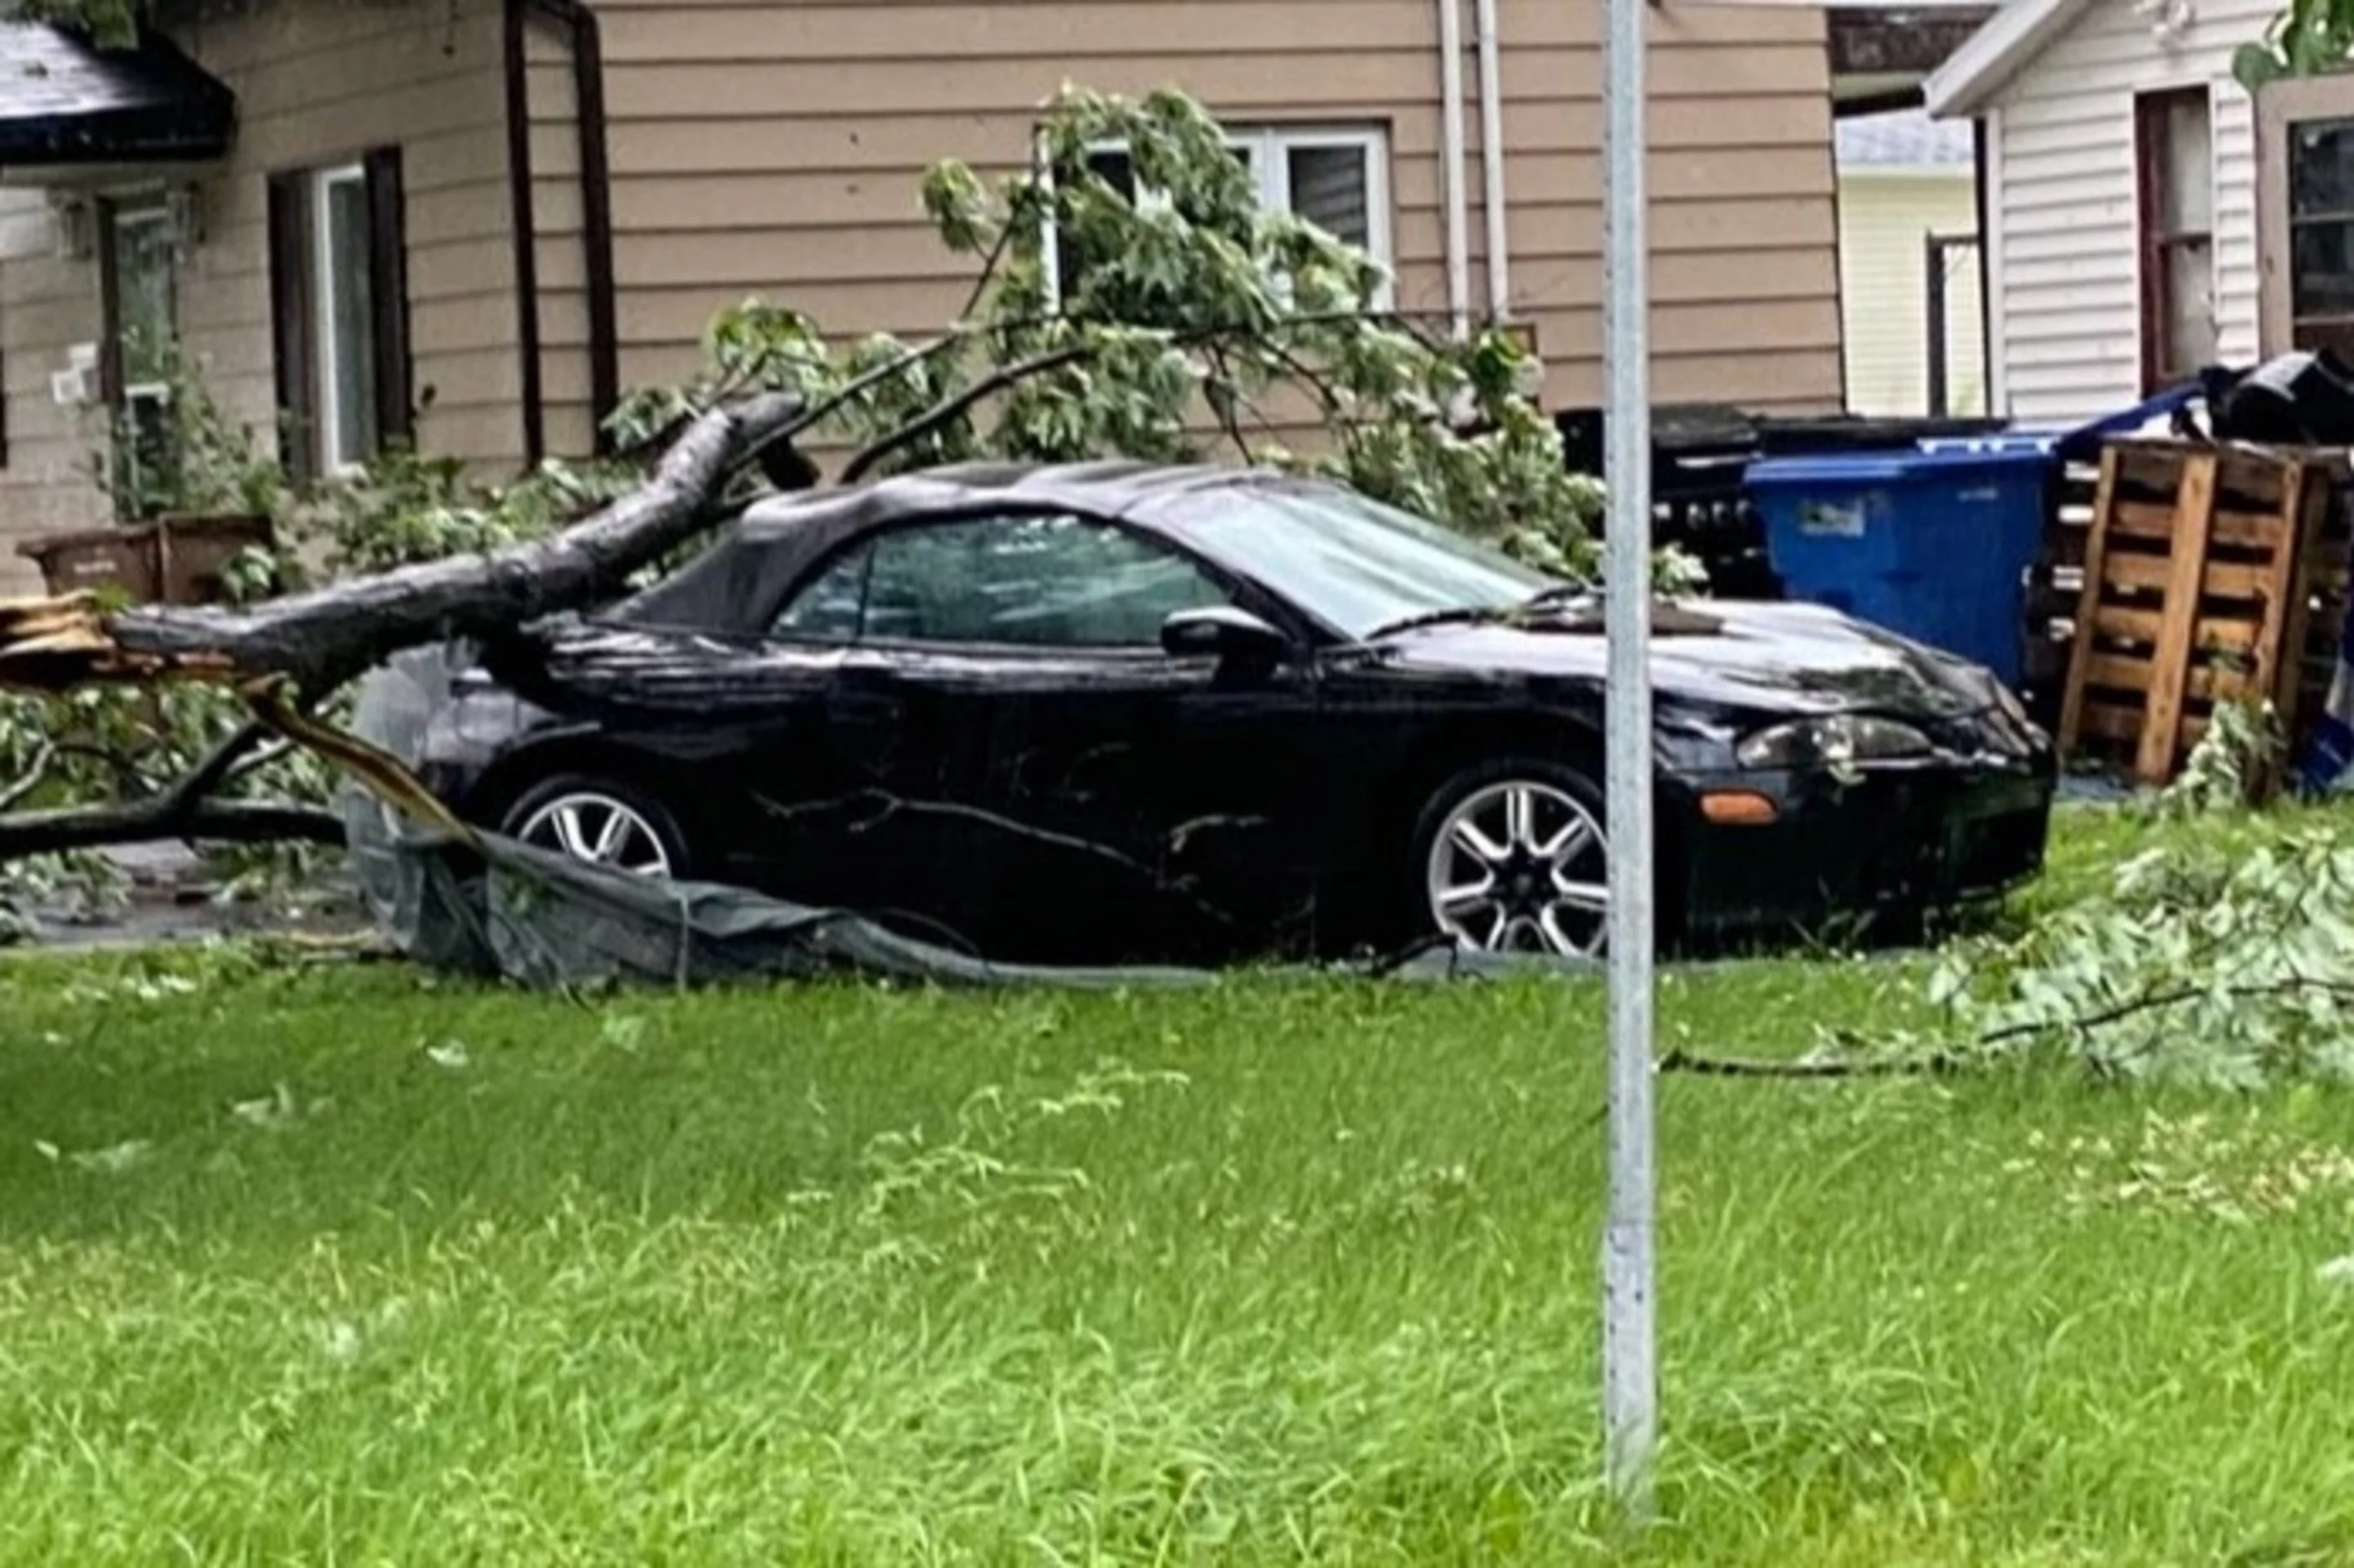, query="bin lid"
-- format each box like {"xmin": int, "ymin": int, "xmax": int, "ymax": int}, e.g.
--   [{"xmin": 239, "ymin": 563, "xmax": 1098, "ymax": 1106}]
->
[
  {"xmin": 1744, "ymin": 443, "xmax": 2056, "ymax": 486},
  {"xmin": 1927, "ymin": 383, "xmax": 2202, "ymax": 461}
]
